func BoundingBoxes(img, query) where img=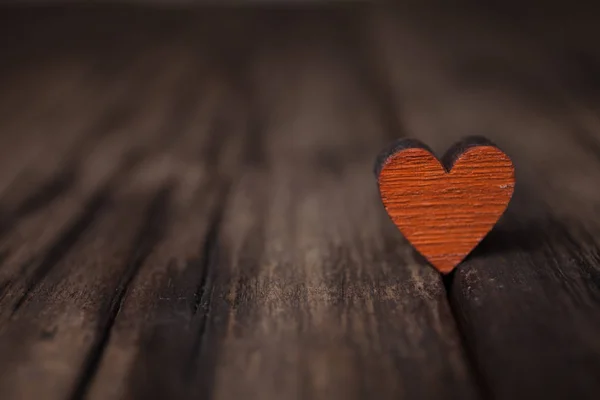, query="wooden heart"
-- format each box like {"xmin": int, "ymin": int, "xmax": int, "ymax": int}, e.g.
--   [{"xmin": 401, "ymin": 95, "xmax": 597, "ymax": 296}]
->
[{"xmin": 375, "ymin": 137, "xmax": 515, "ymax": 273}]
